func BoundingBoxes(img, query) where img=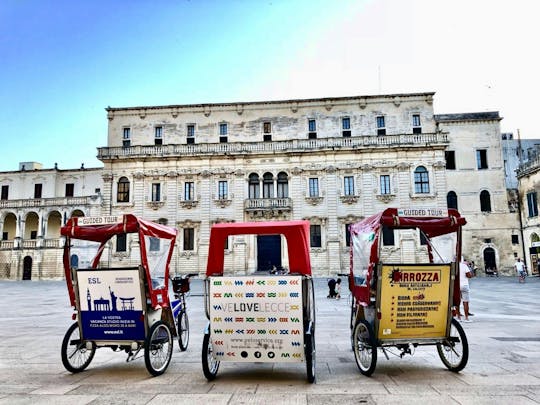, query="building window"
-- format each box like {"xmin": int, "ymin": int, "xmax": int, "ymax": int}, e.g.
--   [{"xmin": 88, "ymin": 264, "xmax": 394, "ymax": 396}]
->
[
  {"xmin": 155, "ymin": 126, "xmax": 163, "ymax": 145},
  {"xmin": 151, "ymin": 183, "xmax": 161, "ymax": 202},
  {"xmin": 248, "ymin": 173, "xmax": 260, "ymax": 199},
  {"xmin": 2, "ymin": 232, "xmax": 7, "ymax": 241},
  {"xmin": 480, "ymin": 190, "xmax": 492, "ymax": 212},
  {"xmin": 309, "ymin": 178, "xmax": 319, "ymax": 197},
  {"xmin": 414, "ymin": 166, "xmax": 429, "ymax": 194},
  {"xmin": 477, "ymin": 149, "xmax": 488, "ymax": 169},
  {"xmin": 445, "ymin": 151, "xmax": 456, "ymax": 170},
  {"xmin": 308, "ymin": 119, "xmax": 317, "ymax": 139},
  {"xmin": 219, "ymin": 123, "xmax": 228, "ymax": 143},
  {"xmin": 376, "ymin": 116, "xmax": 386, "ymax": 135},
  {"xmin": 183, "ymin": 228, "xmax": 194, "ymax": 251},
  {"xmin": 380, "ymin": 175, "xmax": 391, "ymax": 195},
  {"xmin": 342, "ymin": 117, "xmax": 351, "ymax": 137},
  {"xmin": 344, "ymin": 176, "xmax": 355, "ymax": 196},
  {"xmin": 412, "ymin": 114, "xmax": 422, "ymax": 134},
  {"xmin": 345, "ymin": 223, "xmax": 352, "ymax": 247},
  {"xmin": 382, "ymin": 226, "xmax": 394, "ymax": 246},
  {"xmin": 277, "ymin": 172, "xmax": 288, "ymax": 198},
  {"xmin": 263, "ymin": 172, "xmax": 274, "ymax": 198},
  {"xmin": 447, "ymin": 191, "xmax": 458, "ymax": 209},
  {"xmin": 184, "ymin": 182, "xmax": 194, "ymax": 201},
  {"xmin": 123, "ymin": 128, "xmax": 131, "ymax": 147},
  {"xmin": 527, "ymin": 191, "xmax": 538, "ymax": 217},
  {"xmin": 310, "ymin": 224, "xmax": 322, "ymax": 247},
  {"xmin": 65, "ymin": 183, "xmax": 74, "ymax": 197},
  {"xmin": 117, "ymin": 177, "xmax": 130, "ymax": 203},
  {"xmin": 511, "ymin": 234, "xmax": 519, "ymax": 245},
  {"xmin": 116, "ymin": 234, "xmax": 127, "ymax": 252},
  {"xmin": 34, "ymin": 184, "xmax": 42, "ymax": 199},
  {"xmin": 149, "ymin": 237, "xmax": 160, "ymax": 251},
  {"xmin": 187, "ymin": 124, "xmax": 195, "ymax": 144},
  {"xmin": 1, "ymin": 185, "xmax": 9, "ymax": 200},
  {"xmin": 218, "ymin": 181, "xmax": 228, "ymax": 200},
  {"xmin": 30, "ymin": 230, "xmax": 37, "ymax": 239},
  {"xmin": 263, "ymin": 122, "xmax": 271, "ymax": 133}
]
